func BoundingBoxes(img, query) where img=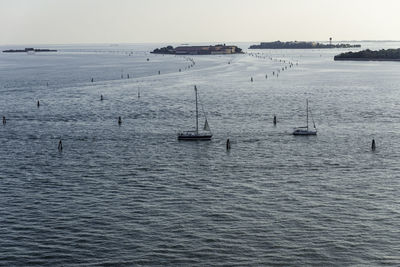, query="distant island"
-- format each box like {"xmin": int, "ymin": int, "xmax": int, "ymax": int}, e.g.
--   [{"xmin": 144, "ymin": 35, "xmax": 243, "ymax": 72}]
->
[
  {"xmin": 334, "ymin": 48, "xmax": 400, "ymax": 61},
  {"xmin": 249, "ymin": 41, "xmax": 361, "ymax": 49},
  {"xmin": 2, "ymin": 48, "xmax": 57, "ymax": 53},
  {"xmin": 151, "ymin": 44, "xmax": 243, "ymax": 55}
]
